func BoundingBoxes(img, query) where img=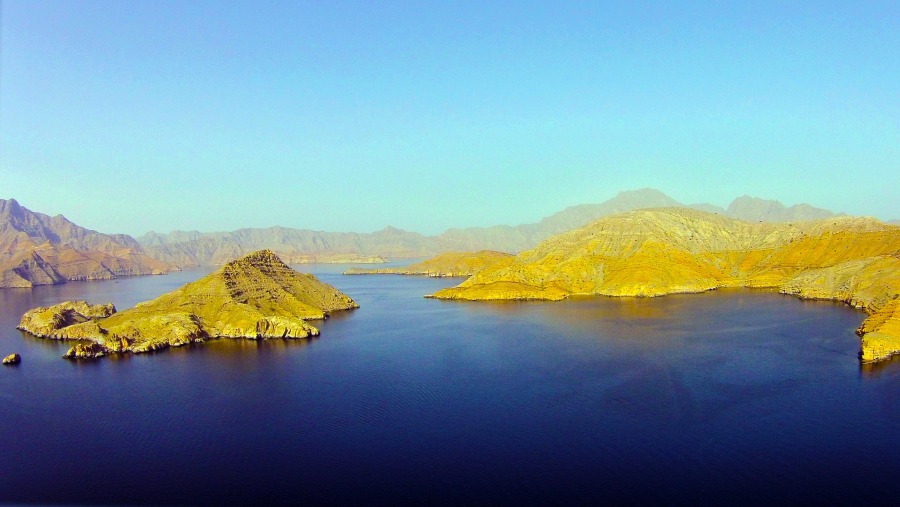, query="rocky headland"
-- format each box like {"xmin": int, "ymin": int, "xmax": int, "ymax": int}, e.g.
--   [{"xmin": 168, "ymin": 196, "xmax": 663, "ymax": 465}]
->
[
  {"xmin": 431, "ymin": 208, "xmax": 900, "ymax": 363},
  {"xmin": 18, "ymin": 250, "xmax": 358, "ymax": 359},
  {"xmin": 0, "ymin": 198, "xmax": 177, "ymax": 288},
  {"xmin": 344, "ymin": 250, "xmax": 513, "ymax": 277}
]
